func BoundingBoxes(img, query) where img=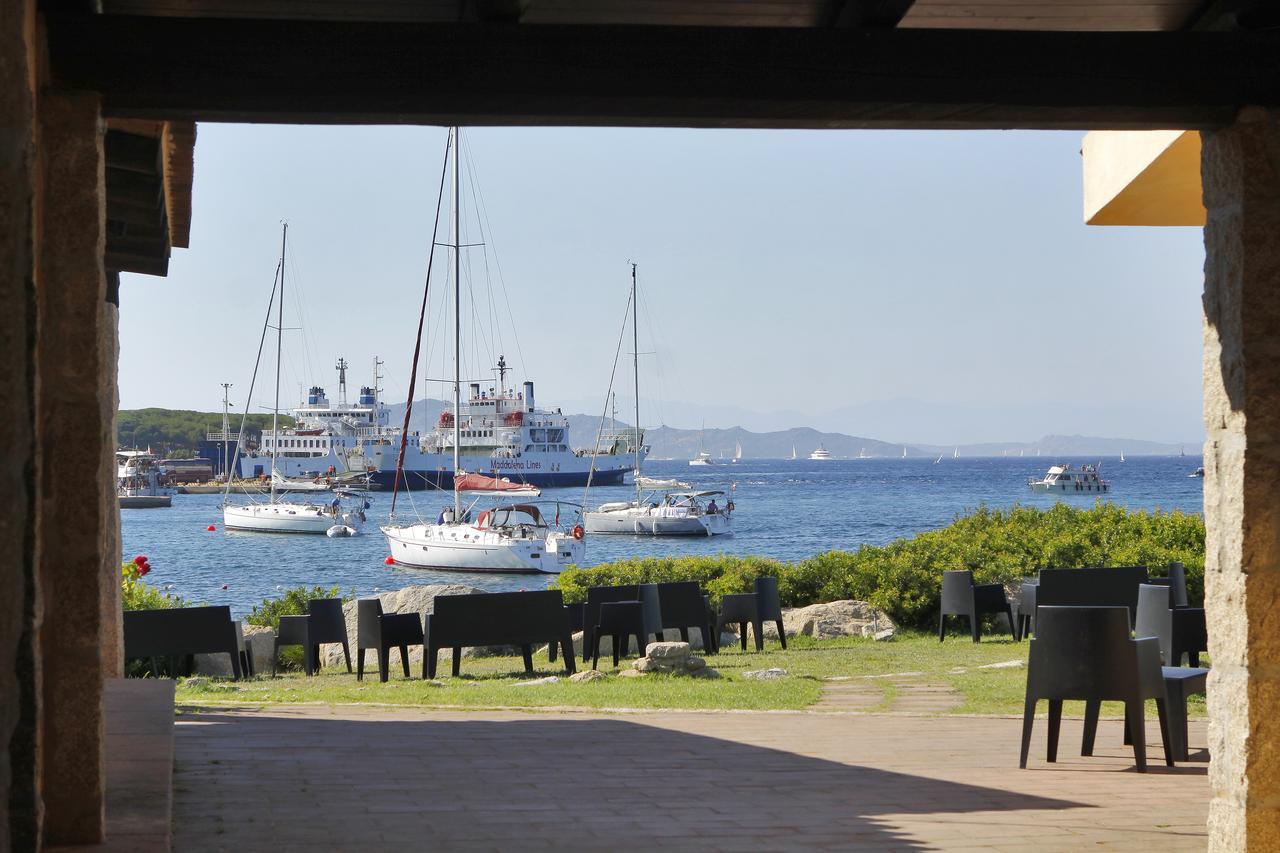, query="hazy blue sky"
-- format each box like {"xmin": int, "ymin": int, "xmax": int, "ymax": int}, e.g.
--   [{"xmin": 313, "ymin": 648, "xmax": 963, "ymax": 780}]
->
[{"xmin": 118, "ymin": 125, "xmax": 1206, "ymax": 444}]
